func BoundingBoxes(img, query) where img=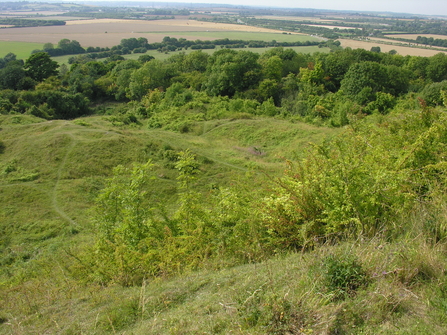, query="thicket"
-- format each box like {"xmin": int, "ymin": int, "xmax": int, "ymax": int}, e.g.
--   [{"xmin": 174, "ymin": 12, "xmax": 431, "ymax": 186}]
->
[
  {"xmin": 3, "ymin": 43, "xmax": 447, "ymax": 124},
  {"xmin": 69, "ymin": 105, "xmax": 447, "ymax": 286}
]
